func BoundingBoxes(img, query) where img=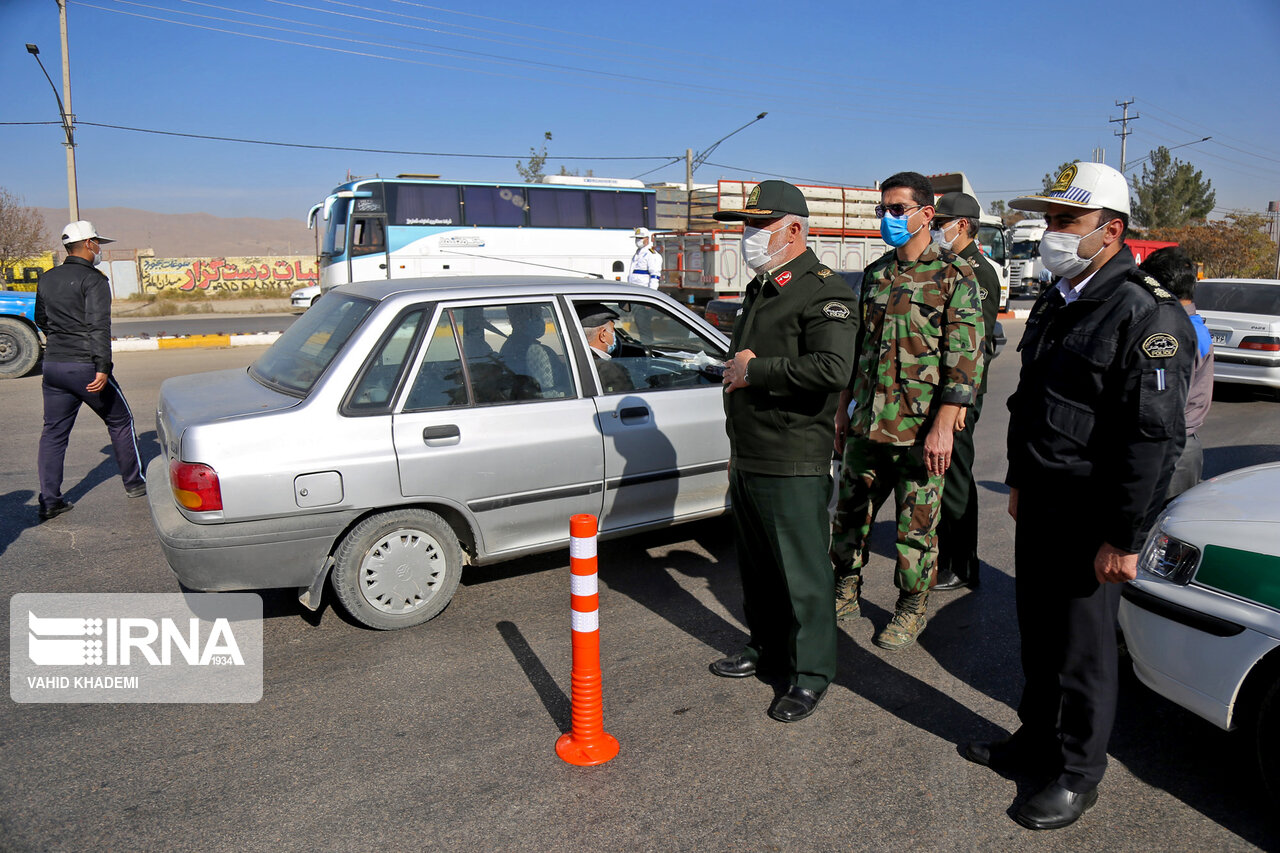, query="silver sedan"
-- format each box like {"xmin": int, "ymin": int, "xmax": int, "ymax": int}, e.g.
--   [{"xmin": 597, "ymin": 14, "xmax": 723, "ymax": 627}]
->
[{"xmin": 149, "ymin": 277, "xmax": 732, "ymax": 629}]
